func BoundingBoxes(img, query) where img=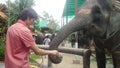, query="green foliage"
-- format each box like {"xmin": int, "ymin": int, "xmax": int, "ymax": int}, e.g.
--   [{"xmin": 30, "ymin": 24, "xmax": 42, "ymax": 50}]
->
[
  {"xmin": 0, "ymin": 19, "xmax": 7, "ymax": 35},
  {"xmin": 0, "ymin": 45, "xmax": 5, "ymax": 61},
  {"xmin": 30, "ymin": 53, "xmax": 40, "ymax": 60},
  {"xmin": 0, "ymin": 34, "xmax": 6, "ymax": 61},
  {"xmin": 47, "ymin": 20, "xmax": 59, "ymax": 31},
  {"xmin": 41, "ymin": 11, "xmax": 60, "ymax": 32},
  {"xmin": 67, "ymin": 32, "xmax": 76, "ymax": 42},
  {"xmin": 6, "ymin": 0, "xmax": 35, "ymax": 26},
  {"xmin": 29, "ymin": 53, "xmax": 41, "ymax": 64}
]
